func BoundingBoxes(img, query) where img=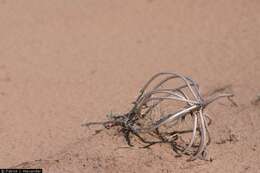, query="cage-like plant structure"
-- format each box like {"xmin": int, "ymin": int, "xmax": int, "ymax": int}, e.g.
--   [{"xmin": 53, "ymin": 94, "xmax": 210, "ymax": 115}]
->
[{"xmin": 84, "ymin": 72, "xmax": 233, "ymax": 160}]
